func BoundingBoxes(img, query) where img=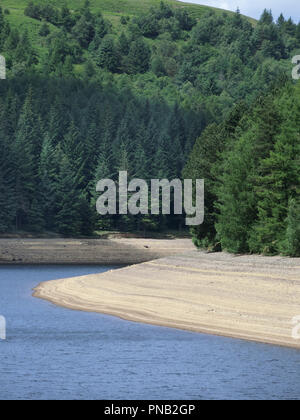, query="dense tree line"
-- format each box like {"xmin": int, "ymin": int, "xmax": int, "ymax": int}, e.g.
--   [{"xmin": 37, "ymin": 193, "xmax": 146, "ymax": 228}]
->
[
  {"xmin": 0, "ymin": 76, "xmax": 205, "ymax": 235},
  {"xmin": 184, "ymin": 79, "xmax": 300, "ymax": 256}
]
